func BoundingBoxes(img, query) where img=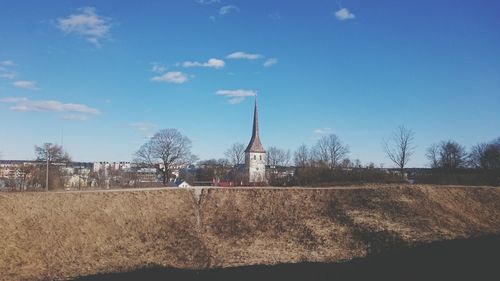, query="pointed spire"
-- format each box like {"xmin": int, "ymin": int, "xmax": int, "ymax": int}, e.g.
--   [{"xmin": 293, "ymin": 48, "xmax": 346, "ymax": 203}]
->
[{"xmin": 245, "ymin": 96, "xmax": 265, "ymax": 153}]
